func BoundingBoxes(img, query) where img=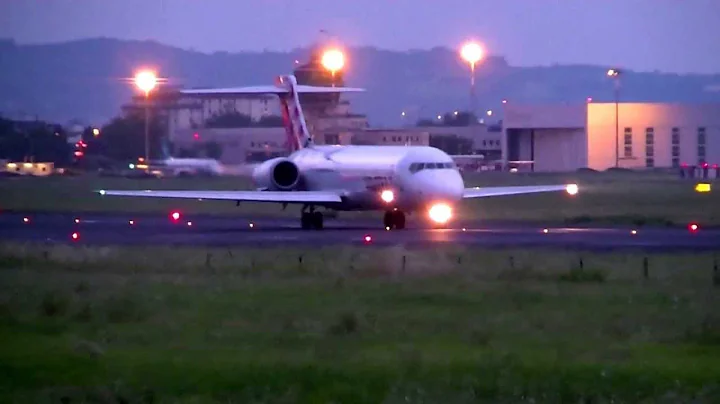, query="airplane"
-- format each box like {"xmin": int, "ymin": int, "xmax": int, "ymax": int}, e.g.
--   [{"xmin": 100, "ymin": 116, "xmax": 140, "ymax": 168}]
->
[{"xmin": 98, "ymin": 74, "xmax": 579, "ymax": 230}]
